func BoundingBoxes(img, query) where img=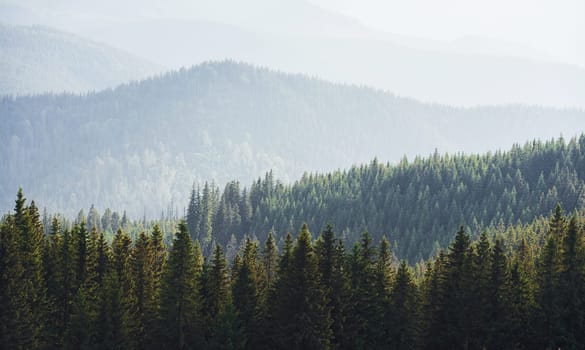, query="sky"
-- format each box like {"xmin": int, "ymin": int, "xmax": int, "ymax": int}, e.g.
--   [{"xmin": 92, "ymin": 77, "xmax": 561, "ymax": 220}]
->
[
  {"xmin": 3, "ymin": 0, "xmax": 583, "ymax": 67},
  {"xmin": 310, "ymin": 0, "xmax": 584, "ymax": 67}
]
